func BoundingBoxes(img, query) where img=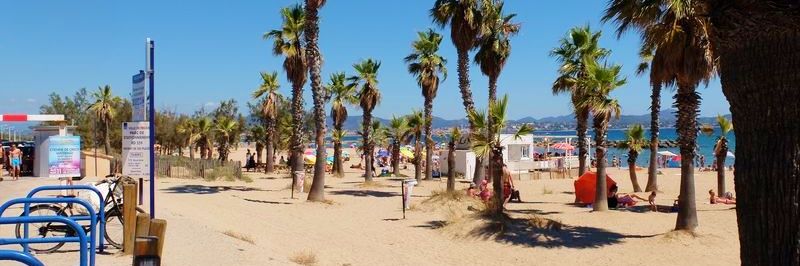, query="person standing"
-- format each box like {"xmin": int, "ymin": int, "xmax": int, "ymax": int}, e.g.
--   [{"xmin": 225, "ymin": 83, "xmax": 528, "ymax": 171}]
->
[{"xmin": 10, "ymin": 144, "xmax": 23, "ymax": 180}]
